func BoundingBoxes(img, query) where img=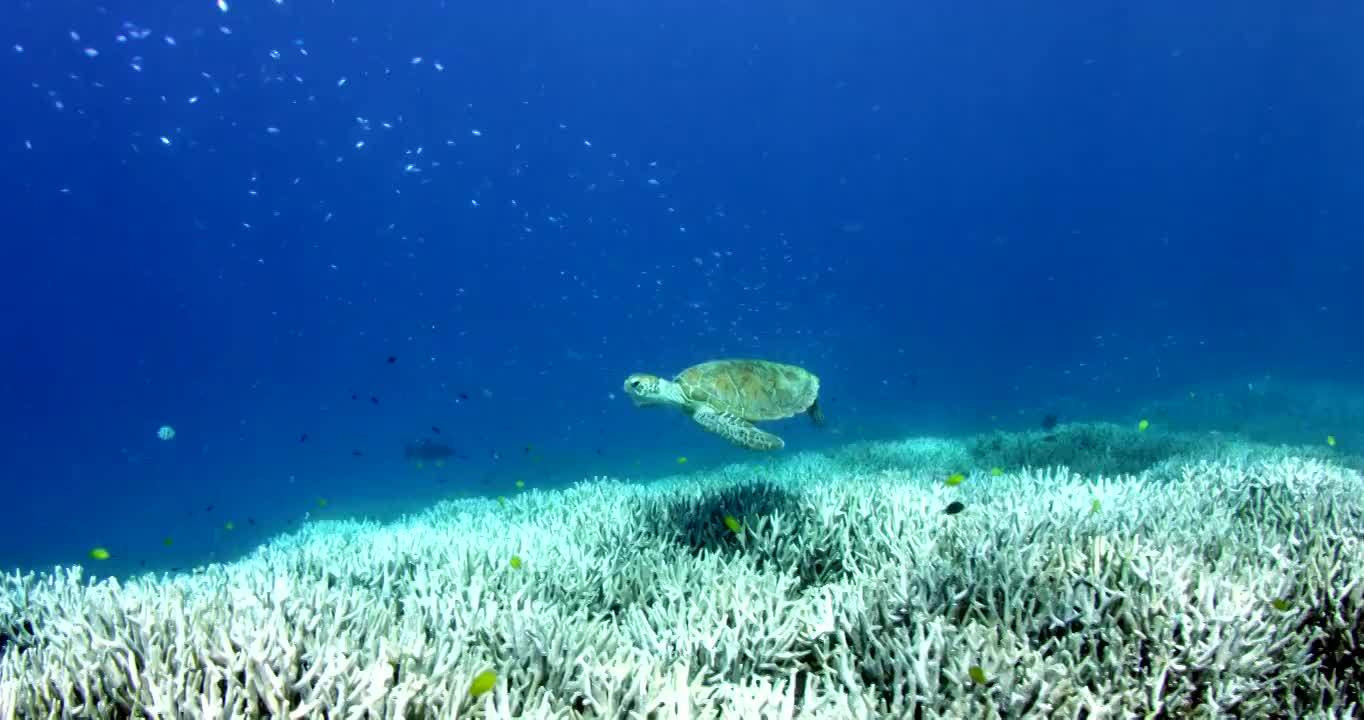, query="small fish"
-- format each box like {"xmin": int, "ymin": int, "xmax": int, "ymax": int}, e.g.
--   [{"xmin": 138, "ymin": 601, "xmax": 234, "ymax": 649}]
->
[
  {"xmin": 1271, "ymin": 598, "xmax": 1291, "ymax": 612},
  {"xmin": 299, "ymin": 433, "xmax": 308, "ymax": 443},
  {"xmin": 1137, "ymin": 419, "xmax": 1150, "ymax": 432},
  {"xmin": 514, "ymin": 480, "xmax": 525, "ymax": 488},
  {"xmin": 677, "ymin": 456, "xmax": 689, "ymax": 464},
  {"xmin": 1041, "ymin": 413, "xmax": 1059, "ymax": 431},
  {"xmin": 497, "ymin": 496, "xmax": 506, "ymax": 506},
  {"xmin": 370, "ymin": 395, "xmax": 379, "ymax": 404},
  {"xmin": 405, "ymin": 439, "xmax": 455, "ymax": 461},
  {"xmin": 469, "ymin": 670, "xmax": 497, "ymax": 697},
  {"xmin": 248, "ymin": 518, "xmax": 256, "ymax": 526},
  {"xmin": 1091, "ymin": 499, "xmax": 1101, "ymax": 513},
  {"xmin": 1327, "ymin": 435, "xmax": 1337, "ymax": 447},
  {"xmin": 432, "ymin": 425, "xmax": 441, "ymax": 434},
  {"xmin": 317, "ymin": 498, "xmax": 328, "ymax": 507},
  {"xmin": 722, "ymin": 515, "xmax": 742, "ymax": 533},
  {"xmin": 457, "ymin": 391, "xmax": 470, "ymax": 400},
  {"xmin": 88, "ymin": 547, "xmax": 111, "ymax": 560},
  {"xmin": 524, "ymin": 444, "xmax": 533, "ymax": 453},
  {"xmin": 351, "ymin": 449, "xmax": 363, "ymax": 456},
  {"xmin": 509, "ymin": 555, "xmax": 523, "ymax": 569},
  {"xmin": 386, "ymin": 356, "xmax": 396, "ymax": 364},
  {"xmin": 944, "ymin": 473, "xmax": 965, "ymax": 487},
  {"xmin": 415, "ymin": 462, "xmax": 425, "ymax": 470},
  {"xmin": 163, "ymin": 537, "xmax": 174, "ymax": 546},
  {"xmin": 944, "ymin": 501, "xmax": 965, "ymax": 515},
  {"xmin": 989, "ymin": 467, "xmax": 1003, "ymax": 477},
  {"xmin": 968, "ymin": 665, "xmax": 987, "ymax": 685},
  {"xmin": 1042, "ymin": 434, "xmax": 1057, "ymax": 443},
  {"xmin": 223, "ymin": 521, "xmax": 235, "ymax": 531},
  {"xmin": 204, "ymin": 504, "xmax": 215, "ymax": 512}
]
